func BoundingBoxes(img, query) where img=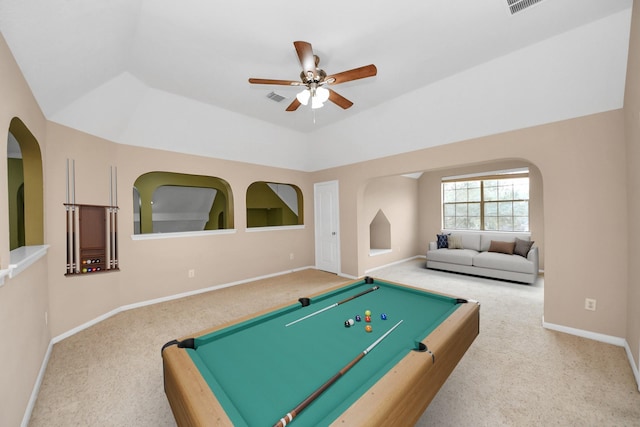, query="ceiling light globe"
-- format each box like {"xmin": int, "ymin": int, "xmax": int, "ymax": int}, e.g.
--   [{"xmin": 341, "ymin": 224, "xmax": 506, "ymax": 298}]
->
[
  {"xmin": 296, "ymin": 89, "xmax": 311, "ymax": 105},
  {"xmin": 316, "ymin": 86, "xmax": 330, "ymax": 103},
  {"xmin": 311, "ymin": 97, "xmax": 324, "ymax": 109}
]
